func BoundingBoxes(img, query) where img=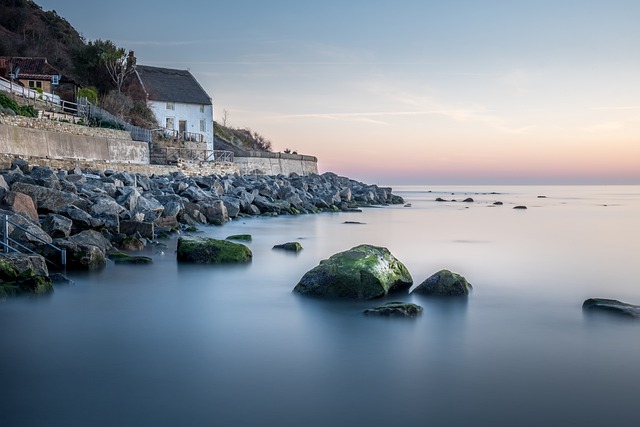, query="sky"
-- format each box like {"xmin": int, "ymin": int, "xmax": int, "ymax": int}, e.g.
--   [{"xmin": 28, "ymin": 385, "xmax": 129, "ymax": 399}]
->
[{"xmin": 37, "ymin": 0, "xmax": 640, "ymax": 185}]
